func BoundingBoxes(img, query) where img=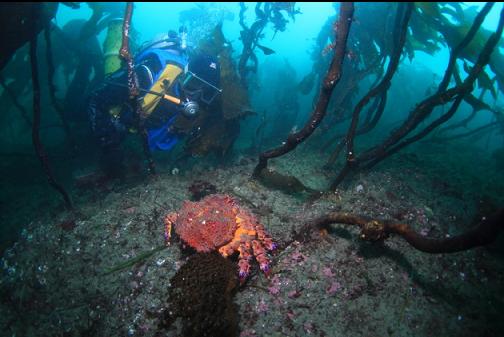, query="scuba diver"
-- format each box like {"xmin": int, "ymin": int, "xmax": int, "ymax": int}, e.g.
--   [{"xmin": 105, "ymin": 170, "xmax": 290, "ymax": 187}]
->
[{"xmin": 87, "ymin": 28, "xmax": 222, "ymax": 177}]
